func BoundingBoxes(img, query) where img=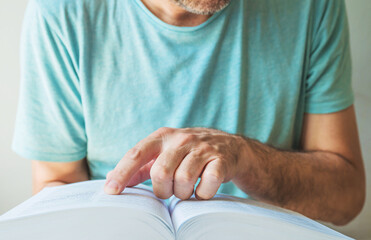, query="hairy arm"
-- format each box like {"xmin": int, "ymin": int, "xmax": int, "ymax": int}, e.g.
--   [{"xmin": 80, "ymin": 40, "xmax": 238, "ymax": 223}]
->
[
  {"xmin": 233, "ymin": 105, "xmax": 366, "ymax": 225},
  {"xmin": 32, "ymin": 158, "xmax": 90, "ymax": 194},
  {"xmin": 104, "ymin": 105, "xmax": 365, "ymax": 225}
]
